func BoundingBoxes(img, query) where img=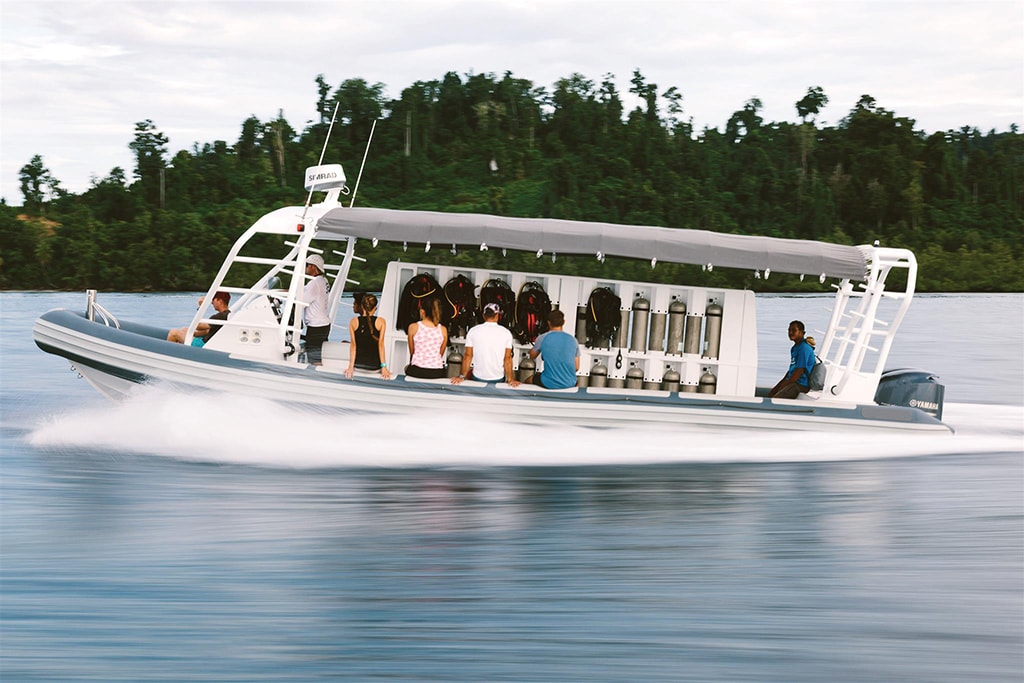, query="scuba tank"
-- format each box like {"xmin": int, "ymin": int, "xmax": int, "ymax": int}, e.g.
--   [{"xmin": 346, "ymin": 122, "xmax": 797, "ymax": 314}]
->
[
  {"xmin": 446, "ymin": 348, "xmax": 463, "ymax": 378},
  {"xmin": 615, "ymin": 308, "xmax": 630, "ymax": 349},
  {"xmin": 517, "ymin": 355, "xmax": 536, "ymax": 382},
  {"xmin": 661, "ymin": 367, "xmax": 681, "ymax": 392},
  {"xmin": 698, "ymin": 369, "xmax": 717, "ymax": 394},
  {"xmin": 703, "ymin": 301, "xmax": 723, "ymax": 359},
  {"xmin": 684, "ymin": 313, "xmax": 702, "ymax": 355},
  {"xmin": 648, "ymin": 306, "xmax": 667, "ymax": 353},
  {"xmin": 626, "ymin": 364, "xmax": 644, "ymax": 390},
  {"xmin": 666, "ymin": 300, "xmax": 686, "ymax": 355},
  {"xmin": 588, "ymin": 360, "xmax": 608, "ymax": 388},
  {"xmin": 575, "ymin": 304, "xmax": 588, "ymax": 345},
  {"xmin": 629, "ymin": 297, "xmax": 650, "ymax": 353}
]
